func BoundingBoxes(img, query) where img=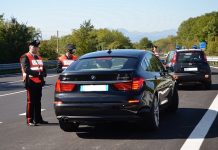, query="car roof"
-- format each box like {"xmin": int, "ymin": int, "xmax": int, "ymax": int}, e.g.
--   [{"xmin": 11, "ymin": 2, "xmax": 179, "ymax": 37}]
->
[
  {"xmin": 79, "ymin": 49, "xmax": 149, "ymax": 59},
  {"xmin": 176, "ymin": 49, "xmax": 203, "ymax": 52}
]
